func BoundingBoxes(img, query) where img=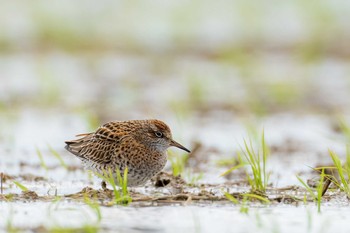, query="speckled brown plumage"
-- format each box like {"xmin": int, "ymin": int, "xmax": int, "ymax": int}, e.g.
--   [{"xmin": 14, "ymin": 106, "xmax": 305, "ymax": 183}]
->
[{"xmin": 65, "ymin": 119, "xmax": 190, "ymax": 187}]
